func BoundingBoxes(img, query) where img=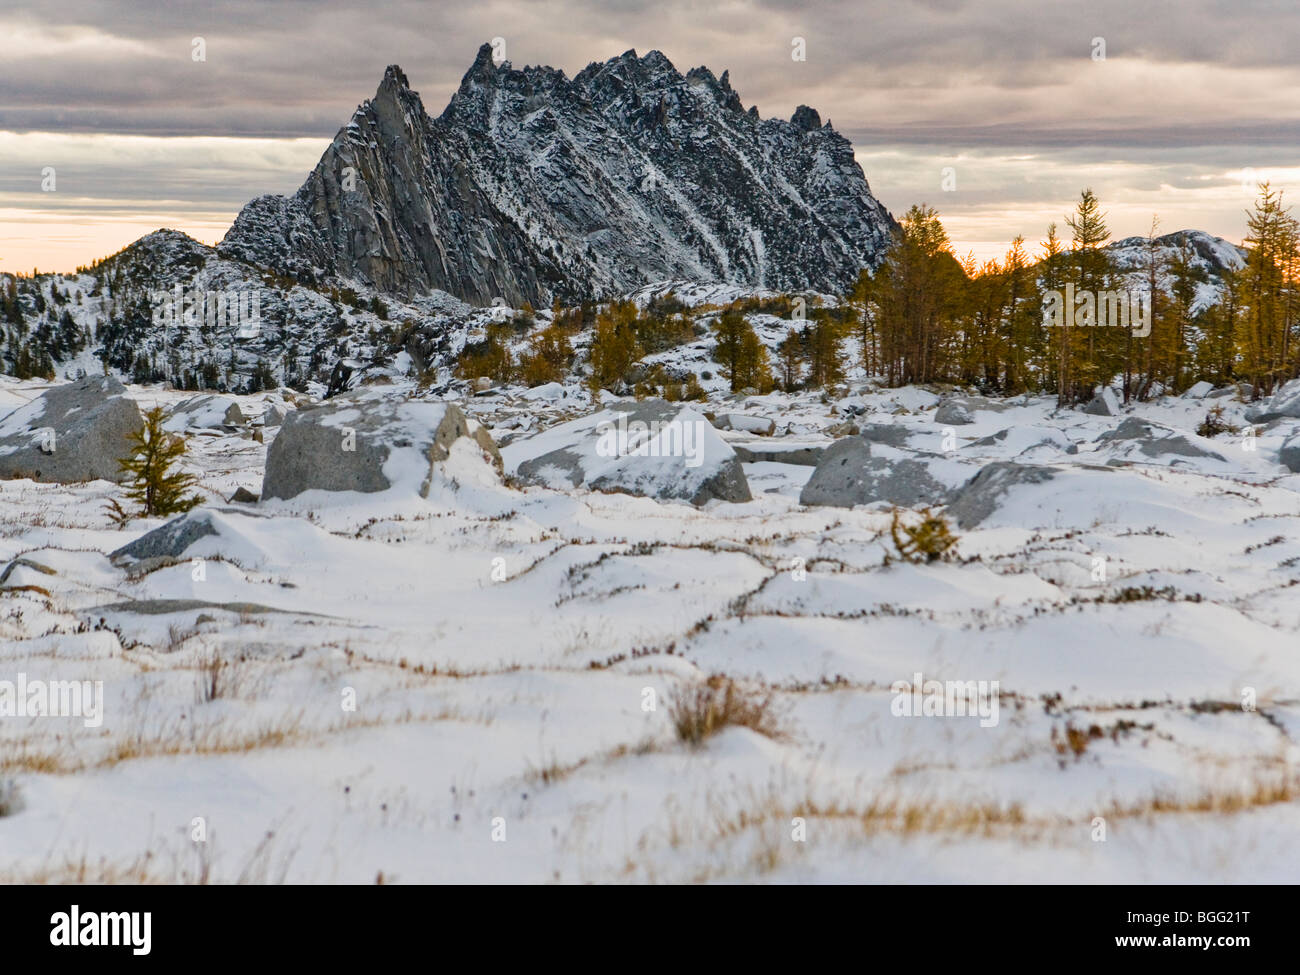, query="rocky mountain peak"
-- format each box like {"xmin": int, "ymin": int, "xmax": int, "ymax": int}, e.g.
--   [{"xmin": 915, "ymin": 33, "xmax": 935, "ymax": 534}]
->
[
  {"xmin": 381, "ymin": 64, "xmax": 410, "ymax": 90},
  {"xmin": 791, "ymin": 105, "xmax": 822, "ymax": 132},
  {"xmin": 218, "ymin": 45, "xmax": 898, "ymax": 305}
]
